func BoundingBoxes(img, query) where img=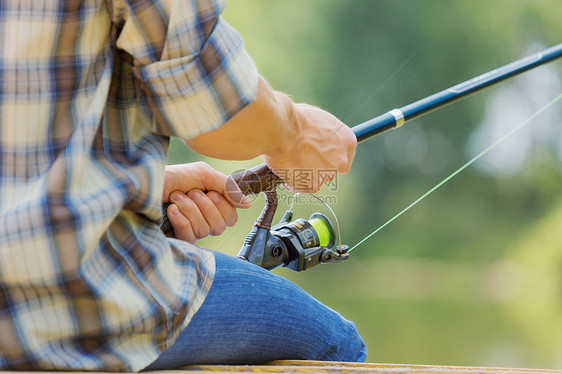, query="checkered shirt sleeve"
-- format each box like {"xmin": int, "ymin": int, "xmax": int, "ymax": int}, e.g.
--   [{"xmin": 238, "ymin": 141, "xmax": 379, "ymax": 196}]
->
[
  {"xmin": 0, "ymin": 0, "xmax": 258, "ymax": 371},
  {"xmin": 112, "ymin": 0, "xmax": 259, "ymax": 139}
]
